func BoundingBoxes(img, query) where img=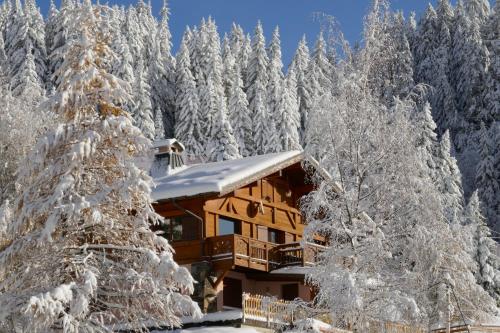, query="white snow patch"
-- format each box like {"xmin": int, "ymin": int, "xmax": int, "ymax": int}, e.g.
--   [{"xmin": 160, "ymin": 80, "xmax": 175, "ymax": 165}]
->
[
  {"xmin": 270, "ymin": 266, "xmax": 312, "ymax": 275},
  {"xmin": 180, "ymin": 309, "xmax": 243, "ymax": 324}
]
